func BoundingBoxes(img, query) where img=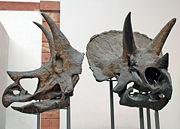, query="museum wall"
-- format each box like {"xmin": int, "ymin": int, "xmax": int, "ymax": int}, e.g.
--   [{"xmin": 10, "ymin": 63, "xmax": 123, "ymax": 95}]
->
[
  {"xmin": 0, "ymin": 22, "xmax": 9, "ymax": 129},
  {"xmin": 0, "ymin": 11, "xmax": 42, "ymax": 129},
  {"xmin": 60, "ymin": 0, "xmax": 180, "ymax": 129}
]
